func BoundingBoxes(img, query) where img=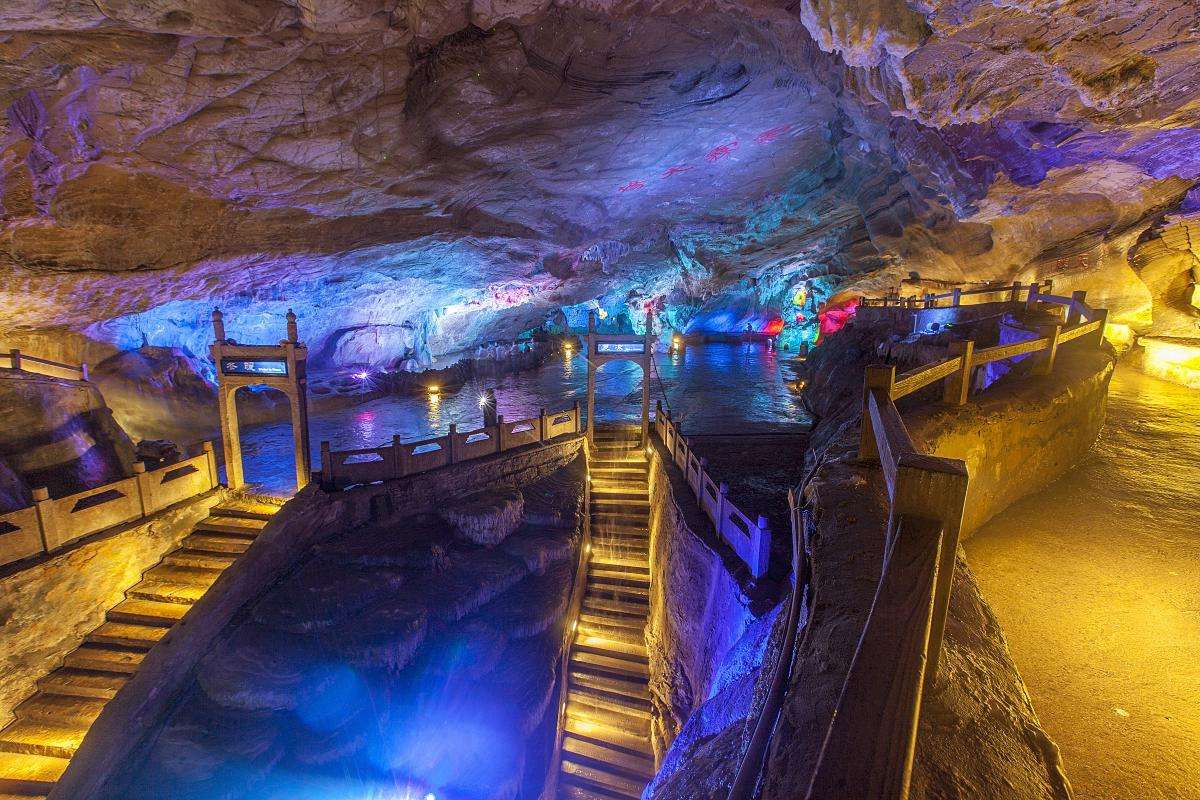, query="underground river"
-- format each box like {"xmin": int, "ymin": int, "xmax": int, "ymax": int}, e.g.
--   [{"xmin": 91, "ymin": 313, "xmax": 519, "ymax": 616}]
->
[{"xmin": 231, "ymin": 343, "xmax": 809, "ymax": 494}]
